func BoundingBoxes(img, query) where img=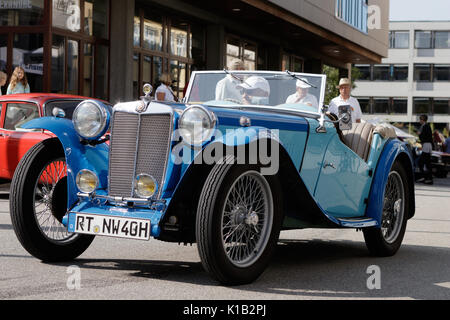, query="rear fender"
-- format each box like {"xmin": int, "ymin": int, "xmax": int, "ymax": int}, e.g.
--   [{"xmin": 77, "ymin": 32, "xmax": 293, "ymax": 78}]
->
[
  {"xmin": 22, "ymin": 117, "xmax": 109, "ymax": 209},
  {"xmin": 366, "ymin": 139, "xmax": 415, "ymax": 225}
]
